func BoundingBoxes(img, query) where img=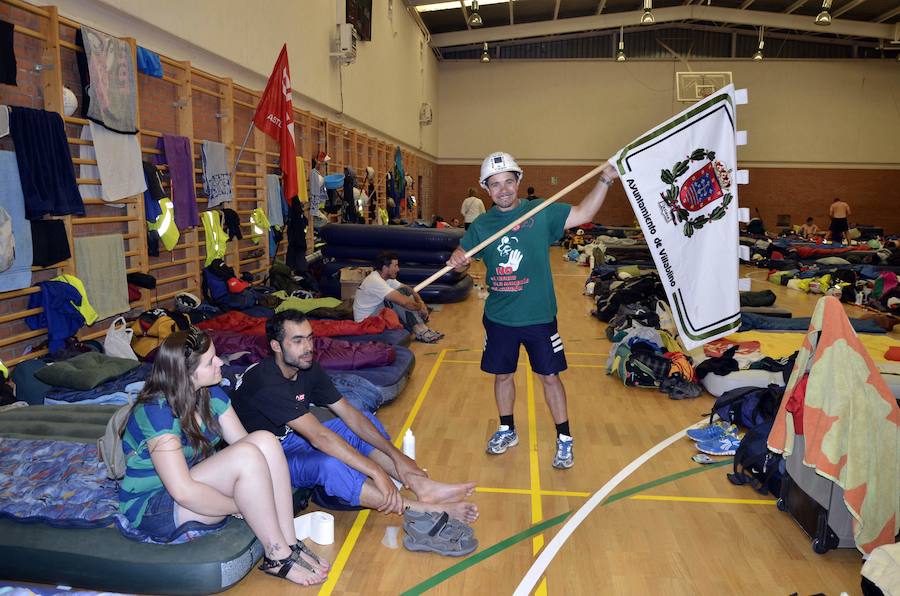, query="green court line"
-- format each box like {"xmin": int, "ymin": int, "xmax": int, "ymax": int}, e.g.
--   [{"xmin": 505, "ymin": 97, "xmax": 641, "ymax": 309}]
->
[{"xmin": 400, "ymin": 459, "xmax": 733, "ymax": 596}]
